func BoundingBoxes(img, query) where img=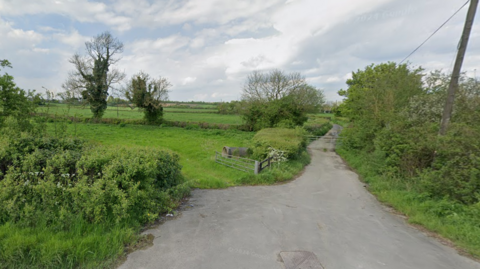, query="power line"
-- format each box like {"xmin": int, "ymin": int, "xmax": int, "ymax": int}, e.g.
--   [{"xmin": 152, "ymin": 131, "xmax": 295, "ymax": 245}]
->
[{"xmin": 400, "ymin": 0, "xmax": 470, "ymax": 64}]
